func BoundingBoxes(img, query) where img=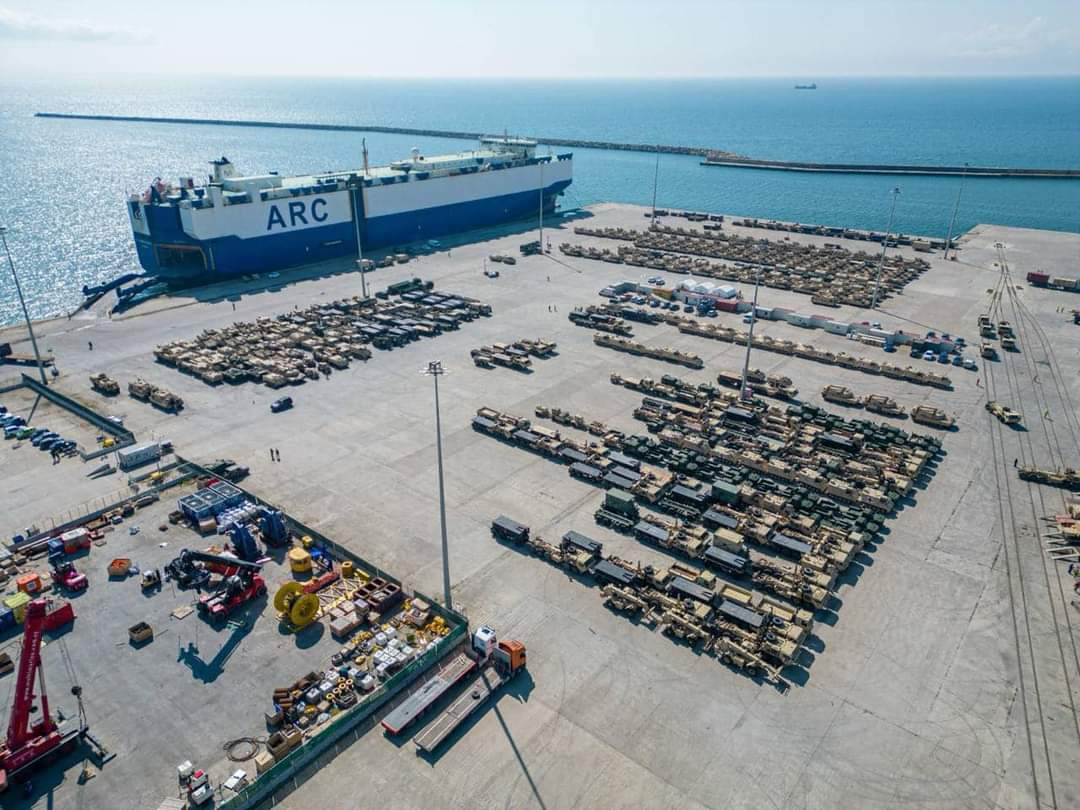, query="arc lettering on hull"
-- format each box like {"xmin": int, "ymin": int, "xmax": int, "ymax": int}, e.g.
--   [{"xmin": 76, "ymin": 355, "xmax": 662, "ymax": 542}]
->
[{"xmin": 267, "ymin": 198, "xmax": 331, "ymax": 231}]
